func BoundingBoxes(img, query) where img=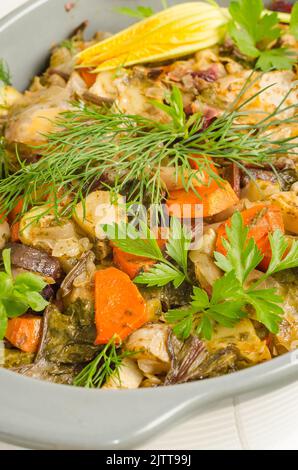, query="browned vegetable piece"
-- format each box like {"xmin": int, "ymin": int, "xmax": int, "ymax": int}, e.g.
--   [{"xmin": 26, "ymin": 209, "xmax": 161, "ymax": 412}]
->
[
  {"xmin": 165, "ymin": 331, "xmax": 252, "ymax": 385},
  {"xmin": 5, "ymin": 315, "xmax": 43, "ymax": 353},
  {"xmin": 6, "ymin": 243, "xmax": 63, "ymax": 281},
  {"xmin": 165, "ymin": 333, "xmax": 207, "ymax": 385},
  {"xmin": 60, "ymin": 251, "xmax": 95, "ymax": 297},
  {"xmin": 223, "ymin": 163, "xmax": 241, "ymax": 197}
]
